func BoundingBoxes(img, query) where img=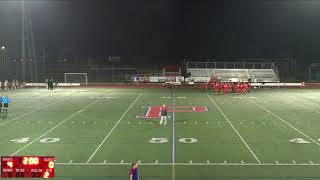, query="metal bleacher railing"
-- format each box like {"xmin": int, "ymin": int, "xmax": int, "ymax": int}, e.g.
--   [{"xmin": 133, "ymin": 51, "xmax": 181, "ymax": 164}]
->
[{"xmin": 186, "ymin": 62, "xmax": 280, "ymax": 82}]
